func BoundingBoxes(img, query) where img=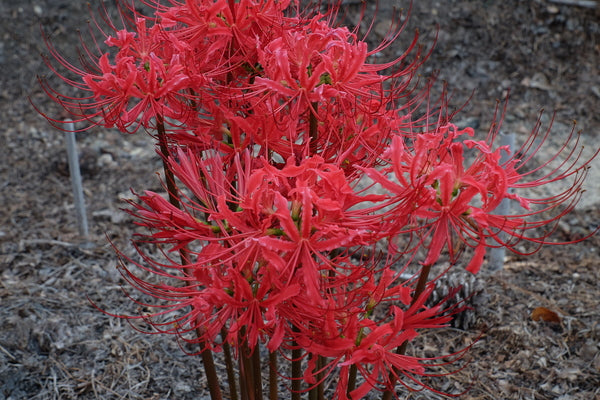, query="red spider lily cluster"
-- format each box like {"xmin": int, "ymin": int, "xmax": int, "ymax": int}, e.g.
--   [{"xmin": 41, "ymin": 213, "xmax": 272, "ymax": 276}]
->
[{"xmin": 37, "ymin": 0, "xmax": 596, "ymax": 398}]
